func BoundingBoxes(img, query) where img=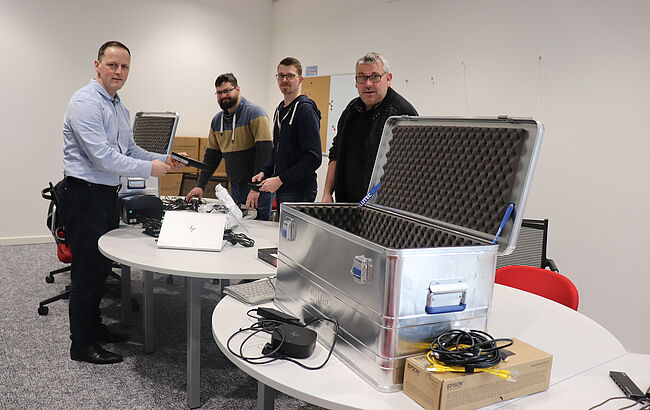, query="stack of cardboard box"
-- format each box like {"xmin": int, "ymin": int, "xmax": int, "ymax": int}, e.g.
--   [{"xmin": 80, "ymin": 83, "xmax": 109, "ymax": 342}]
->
[{"xmin": 159, "ymin": 136, "xmax": 226, "ymax": 196}]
